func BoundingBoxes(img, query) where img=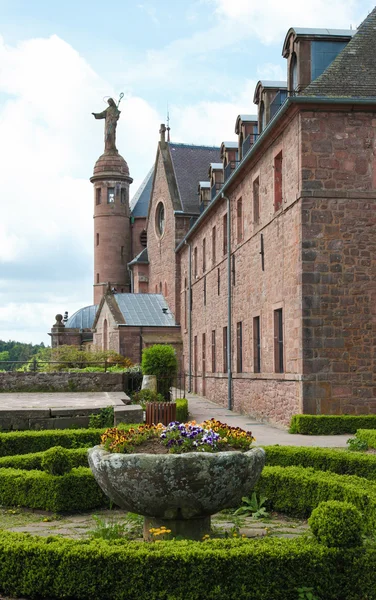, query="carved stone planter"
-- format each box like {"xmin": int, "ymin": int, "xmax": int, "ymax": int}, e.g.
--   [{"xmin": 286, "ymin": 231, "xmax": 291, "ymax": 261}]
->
[{"xmin": 88, "ymin": 446, "xmax": 265, "ymax": 540}]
